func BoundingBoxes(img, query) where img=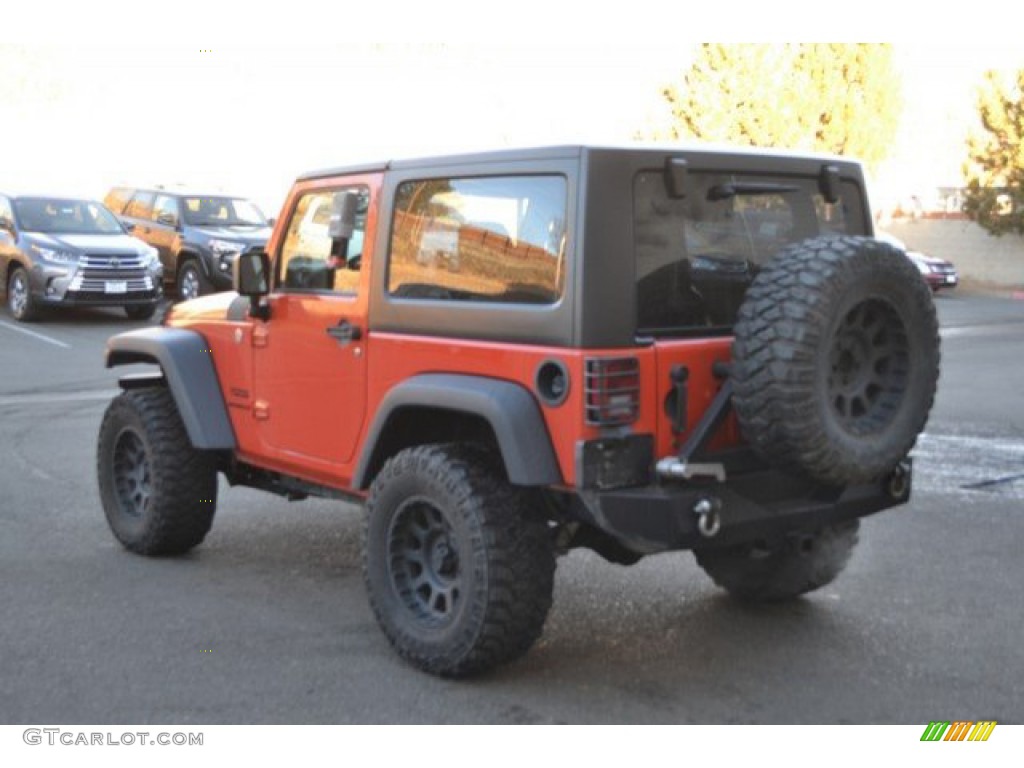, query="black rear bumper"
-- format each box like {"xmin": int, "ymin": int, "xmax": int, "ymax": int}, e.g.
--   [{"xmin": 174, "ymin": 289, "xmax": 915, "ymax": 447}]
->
[{"xmin": 572, "ymin": 461, "xmax": 911, "ymax": 555}]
